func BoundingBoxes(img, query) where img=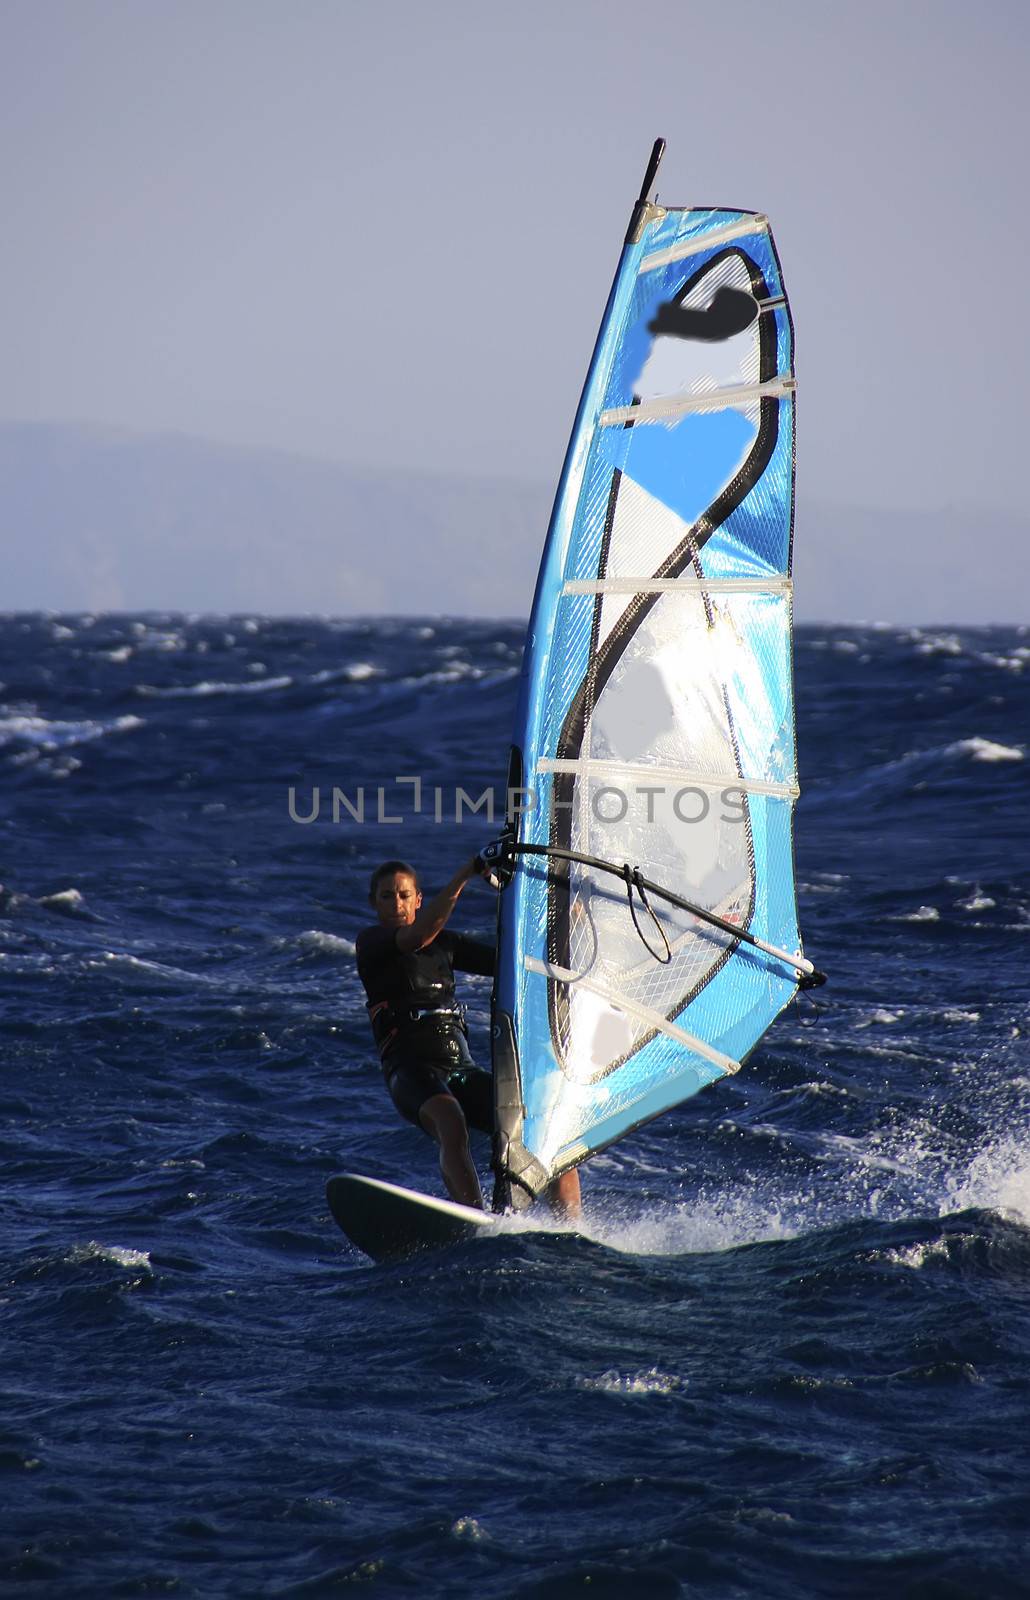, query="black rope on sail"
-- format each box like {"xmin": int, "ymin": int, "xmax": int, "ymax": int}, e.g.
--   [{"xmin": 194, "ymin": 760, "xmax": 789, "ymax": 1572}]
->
[{"xmin": 622, "ymin": 862, "xmax": 672, "ymax": 966}]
